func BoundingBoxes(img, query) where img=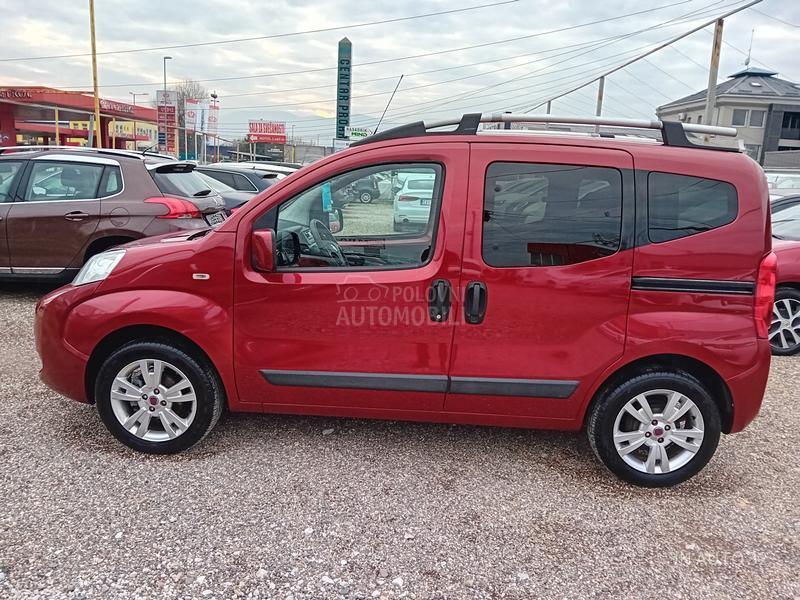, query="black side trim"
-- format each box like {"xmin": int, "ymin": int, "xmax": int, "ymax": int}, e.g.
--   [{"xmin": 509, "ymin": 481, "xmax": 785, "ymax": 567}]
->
[
  {"xmin": 449, "ymin": 377, "xmax": 578, "ymax": 399},
  {"xmin": 632, "ymin": 276, "xmax": 754, "ymax": 295},
  {"xmin": 260, "ymin": 370, "xmax": 578, "ymax": 398},
  {"xmin": 261, "ymin": 370, "xmax": 449, "ymax": 393}
]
